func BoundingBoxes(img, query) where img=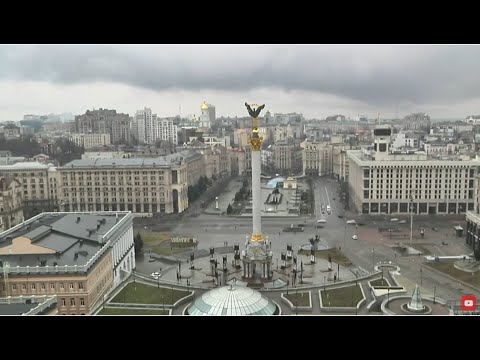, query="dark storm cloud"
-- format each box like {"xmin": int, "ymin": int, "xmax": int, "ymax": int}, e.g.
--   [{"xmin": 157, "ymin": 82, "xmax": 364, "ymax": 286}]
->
[{"xmin": 1, "ymin": 44, "xmax": 479, "ymax": 105}]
